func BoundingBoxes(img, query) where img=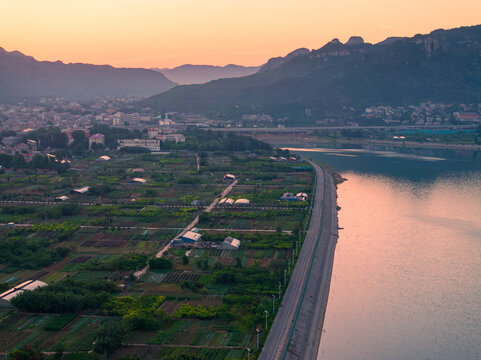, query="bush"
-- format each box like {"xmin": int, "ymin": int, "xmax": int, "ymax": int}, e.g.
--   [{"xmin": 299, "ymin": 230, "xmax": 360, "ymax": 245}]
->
[
  {"xmin": 103, "ymin": 295, "xmax": 167, "ymax": 330},
  {"xmin": 174, "ymin": 304, "xmax": 217, "ymax": 319},
  {"xmin": 88, "ymin": 184, "xmax": 113, "ymax": 196},
  {"xmin": 9, "ymin": 346, "xmax": 45, "ymax": 360}
]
